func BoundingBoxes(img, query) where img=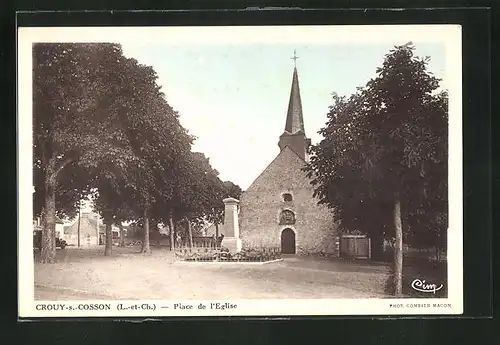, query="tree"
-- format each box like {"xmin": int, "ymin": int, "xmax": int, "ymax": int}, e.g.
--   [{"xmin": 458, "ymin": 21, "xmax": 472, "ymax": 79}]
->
[
  {"xmin": 210, "ymin": 181, "xmax": 244, "ymax": 237},
  {"xmin": 222, "ymin": 181, "xmax": 243, "ymax": 199},
  {"xmin": 33, "ymin": 159, "xmax": 91, "ymax": 222},
  {"xmin": 107, "ymin": 57, "xmax": 194, "ymax": 254},
  {"xmin": 34, "ymin": 43, "xmax": 194, "ymax": 260},
  {"xmin": 92, "ymin": 168, "xmax": 132, "ymax": 256},
  {"xmin": 169, "ymin": 152, "xmax": 226, "ymax": 250},
  {"xmin": 87, "ymin": 99, "xmax": 151, "ymax": 256},
  {"xmin": 33, "ymin": 43, "xmax": 130, "ymax": 263},
  {"xmin": 305, "ymin": 43, "xmax": 448, "ymax": 296},
  {"xmin": 114, "ymin": 205, "xmax": 136, "ymax": 247}
]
